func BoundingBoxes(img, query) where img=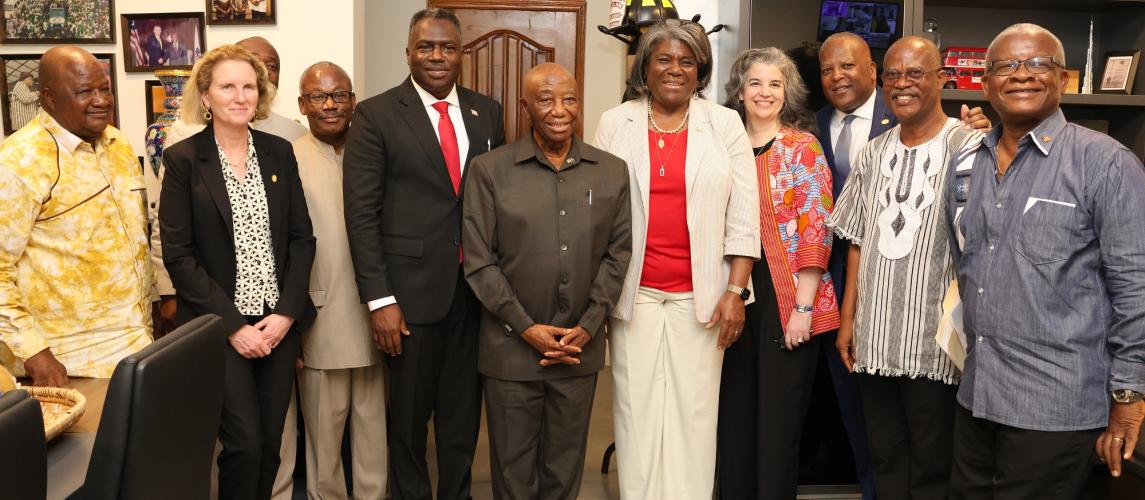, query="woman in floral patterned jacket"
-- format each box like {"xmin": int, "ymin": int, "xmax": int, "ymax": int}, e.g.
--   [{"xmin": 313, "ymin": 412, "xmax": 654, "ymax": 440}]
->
[{"xmin": 717, "ymin": 46, "xmax": 840, "ymax": 500}]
